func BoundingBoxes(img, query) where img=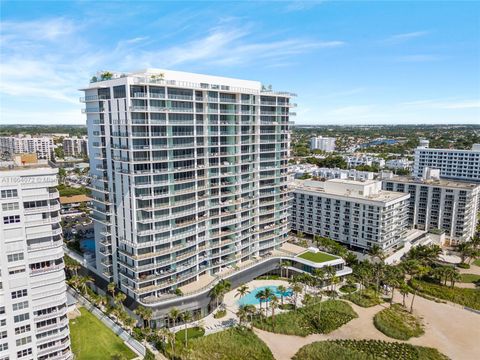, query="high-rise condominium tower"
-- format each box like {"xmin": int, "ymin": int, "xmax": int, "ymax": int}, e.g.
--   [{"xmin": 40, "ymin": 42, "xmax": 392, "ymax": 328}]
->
[
  {"xmin": 82, "ymin": 70, "xmax": 293, "ymax": 322},
  {"xmin": 0, "ymin": 161, "xmax": 71, "ymax": 359}
]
